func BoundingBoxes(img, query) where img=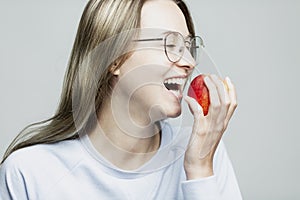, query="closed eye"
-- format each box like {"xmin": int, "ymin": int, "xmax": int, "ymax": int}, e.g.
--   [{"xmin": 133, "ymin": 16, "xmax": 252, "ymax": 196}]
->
[{"xmin": 166, "ymin": 44, "xmax": 176, "ymax": 48}]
